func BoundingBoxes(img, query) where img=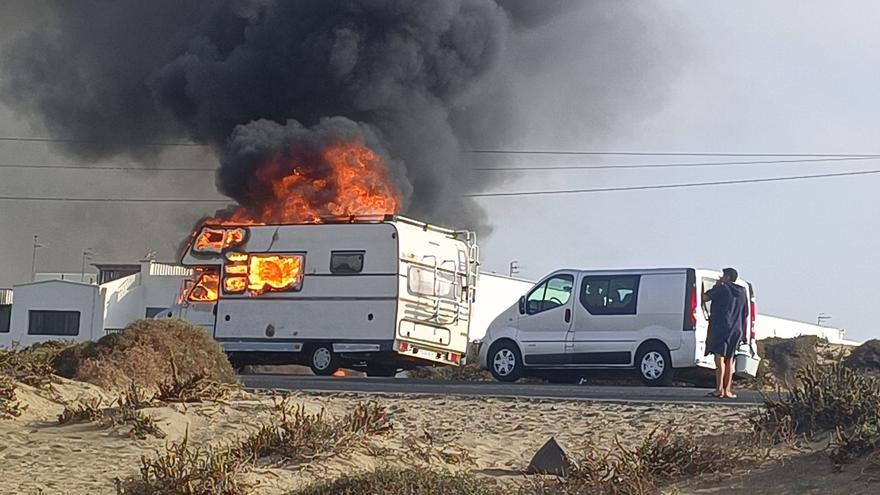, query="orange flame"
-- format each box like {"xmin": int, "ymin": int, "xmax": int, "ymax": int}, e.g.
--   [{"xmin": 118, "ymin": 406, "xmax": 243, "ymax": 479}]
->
[
  {"xmin": 188, "ymin": 271, "xmax": 219, "ymax": 302},
  {"xmin": 247, "ymin": 255, "xmax": 303, "ymax": 294},
  {"xmin": 211, "ymin": 141, "xmax": 400, "ymax": 225}
]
